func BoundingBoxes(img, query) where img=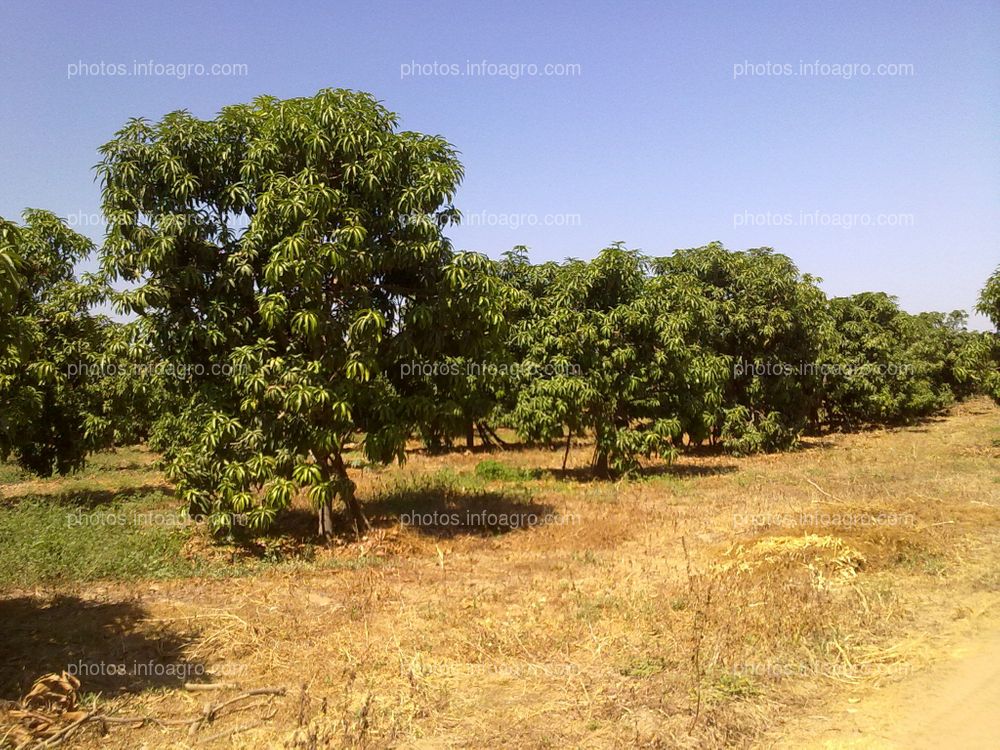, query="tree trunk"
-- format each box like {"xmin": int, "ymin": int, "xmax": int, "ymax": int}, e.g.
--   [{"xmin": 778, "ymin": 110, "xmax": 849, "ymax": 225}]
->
[
  {"xmin": 317, "ymin": 499, "xmax": 336, "ymax": 537},
  {"xmin": 466, "ymin": 420, "xmax": 475, "ymax": 449},
  {"xmin": 477, "ymin": 422, "xmax": 495, "ymax": 449},
  {"xmin": 593, "ymin": 450, "xmax": 610, "ymax": 478},
  {"xmin": 333, "ymin": 452, "xmax": 370, "ymax": 537},
  {"xmin": 483, "ymin": 424, "xmax": 510, "ymax": 448},
  {"xmin": 562, "ymin": 429, "xmax": 572, "ymax": 470}
]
